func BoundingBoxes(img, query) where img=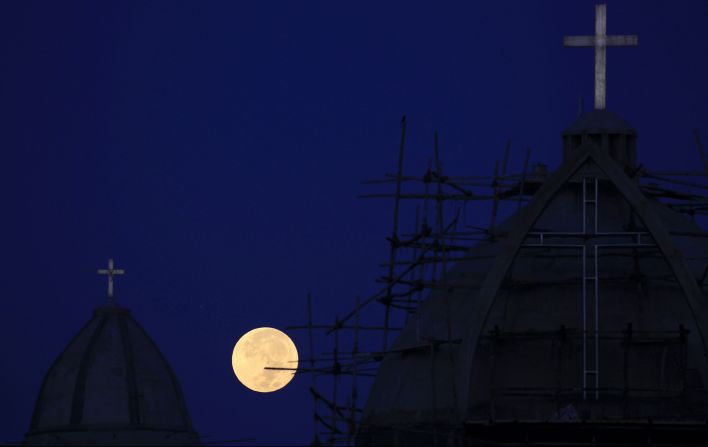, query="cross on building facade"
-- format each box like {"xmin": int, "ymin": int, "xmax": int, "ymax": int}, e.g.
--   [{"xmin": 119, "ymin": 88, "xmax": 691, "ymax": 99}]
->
[
  {"xmin": 522, "ymin": 176, "xmax": 654, "ymax": 399},
  {"xmin": 564, "ymin": 4, "xmax": 638, "ymax": 110},
  {"xmin": 98, "ymin": 258, "xmax": 125, "ymax": 304}
]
